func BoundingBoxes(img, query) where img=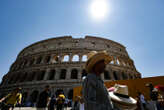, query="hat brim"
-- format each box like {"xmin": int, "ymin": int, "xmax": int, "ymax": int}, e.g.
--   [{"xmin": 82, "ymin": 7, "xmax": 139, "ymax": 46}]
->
[
  {"xmin": 109, "ymin": 92, "xmax": 137, "ymax": 105},
  {"xmin": 86, "ymin": 52, "xmax": 111, "ymax": 73}
]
